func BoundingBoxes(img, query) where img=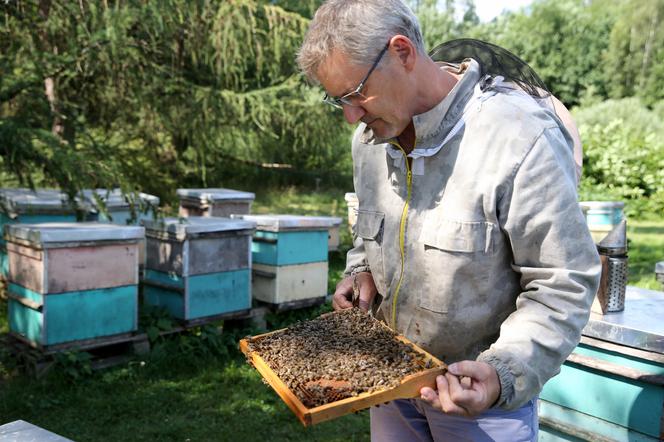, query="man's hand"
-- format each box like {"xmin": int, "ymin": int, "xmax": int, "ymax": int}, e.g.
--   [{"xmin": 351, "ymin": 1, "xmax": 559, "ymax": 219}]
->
[
  {"xmin": 332, "ymin": 272, "xmax": 377, "ymax": 312},
  {"xmin": 419, "ymin": 361, "xmax": 501, "ymax": 417}
]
